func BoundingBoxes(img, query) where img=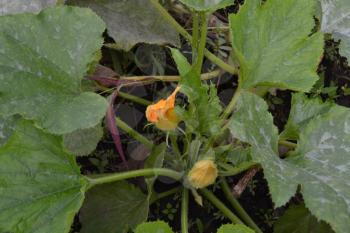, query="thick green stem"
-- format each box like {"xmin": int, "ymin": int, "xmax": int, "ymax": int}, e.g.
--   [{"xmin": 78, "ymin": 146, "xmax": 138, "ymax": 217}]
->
[
  {"xmin": 181, "ymin": 188, "xmax": 189, "ymax": 233},
  {"xmin": 221, "ymin": 178, "xmax": 263, "ymax": 233},
  {"xmin": 149, "ymin": 0, "xmax": 237, "ymax": 75},
  {"xmin": 115, "ymin": 117, "xmax": 154, "ymax": 149},
  {"xmin": 193, "ymin": 12, "xmax": 208, "ymax": 75},
  {"xmin": 221, "ymin": 87, "xmax": 242, "ymax": 120},
  {"xmin": 86, "ymin": 168, "xmax": 183, "ymax": 190},
  {"xmin": 192, "ymin": 12, "xmax": 199, "ymax": 61},
  {"xmin": 200, "ymin": 188, "xmax": 244, "ymax": 225},
  {"xmin": 118, "ymin": 92, "xmax": 151, "ymax": 106}
]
